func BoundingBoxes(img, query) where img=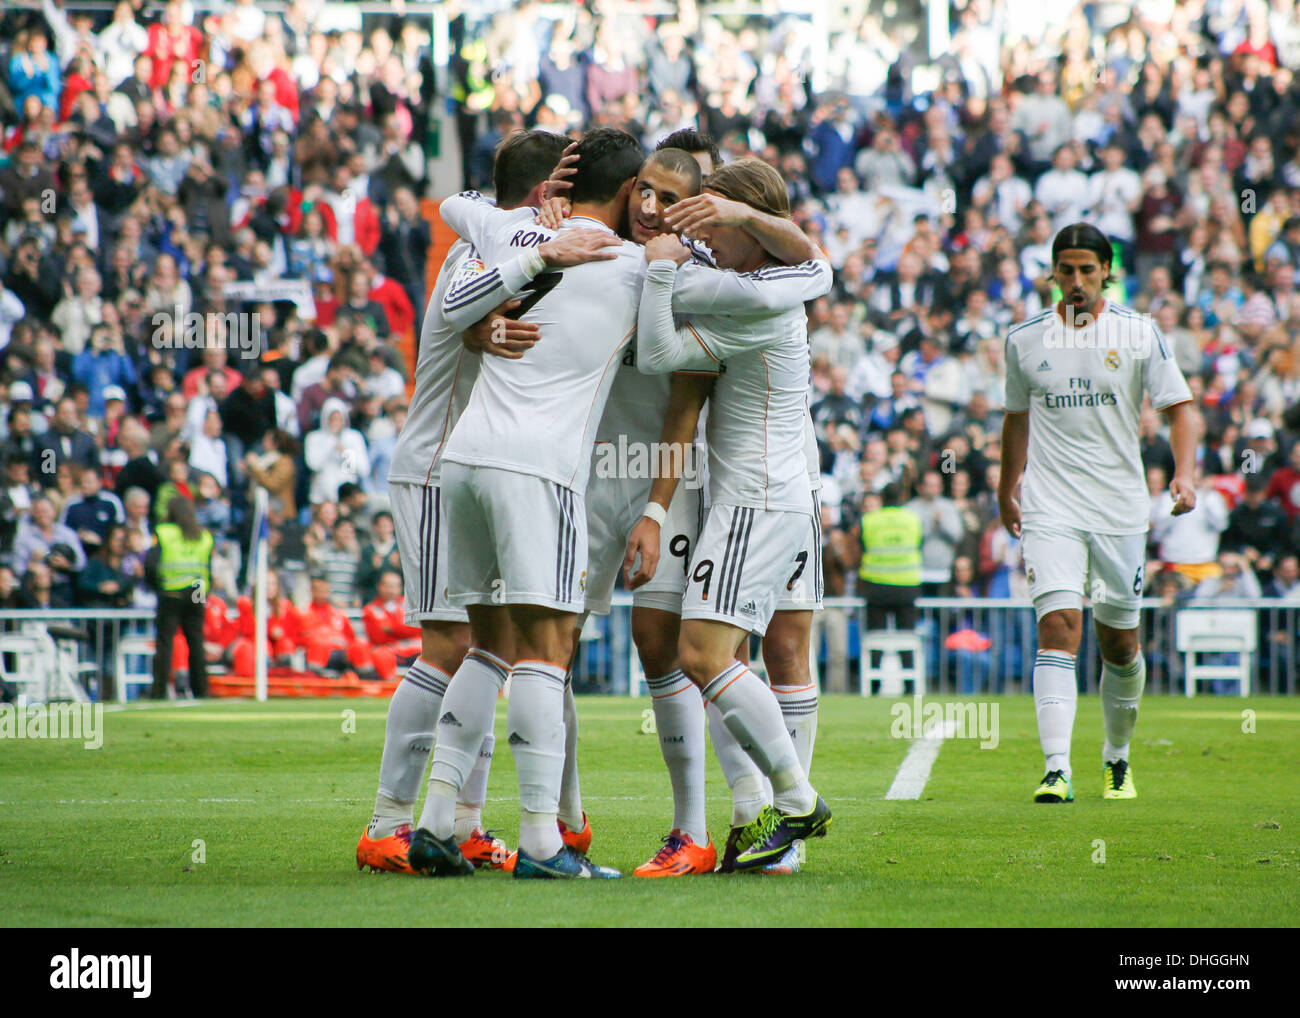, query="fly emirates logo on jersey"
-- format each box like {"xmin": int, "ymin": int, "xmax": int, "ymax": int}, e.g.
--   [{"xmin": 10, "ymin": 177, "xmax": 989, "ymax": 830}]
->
[{"xmin": 1042, "ymin": 376, "xmax": 1119, "ymax": 409}]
